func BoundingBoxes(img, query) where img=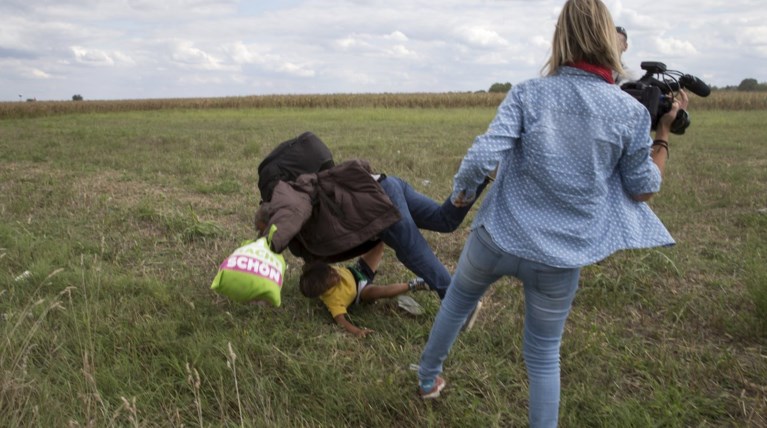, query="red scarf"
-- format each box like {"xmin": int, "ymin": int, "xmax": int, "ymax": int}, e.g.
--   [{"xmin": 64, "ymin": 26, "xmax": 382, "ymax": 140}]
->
[{"xmin": 568, "ymin": 61, "xmax": 614, "ymax": 84}]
